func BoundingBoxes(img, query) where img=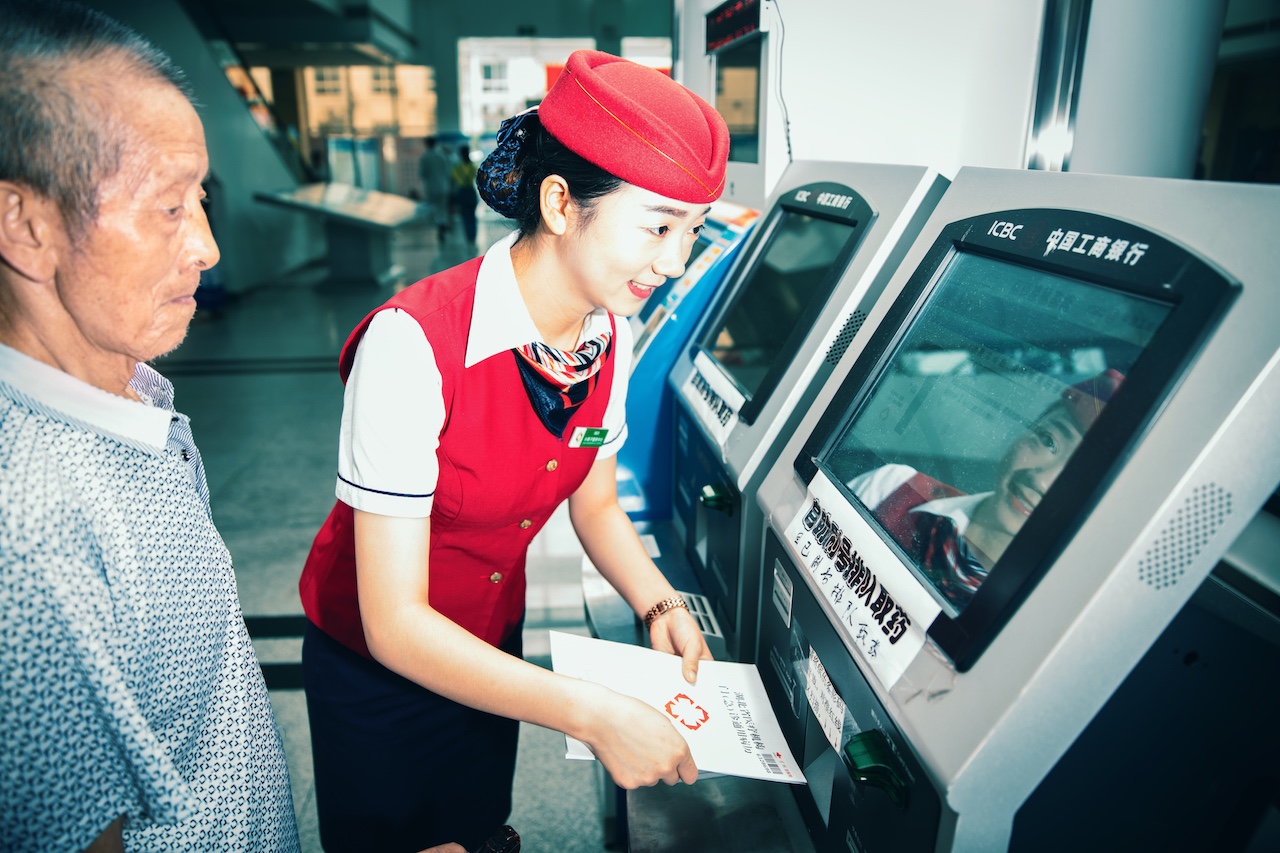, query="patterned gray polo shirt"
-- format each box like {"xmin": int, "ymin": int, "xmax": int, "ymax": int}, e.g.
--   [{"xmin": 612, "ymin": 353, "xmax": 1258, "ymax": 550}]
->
[{"xmin": 0, "ymin": 344, "xmax": 299, "ymax": 852}]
